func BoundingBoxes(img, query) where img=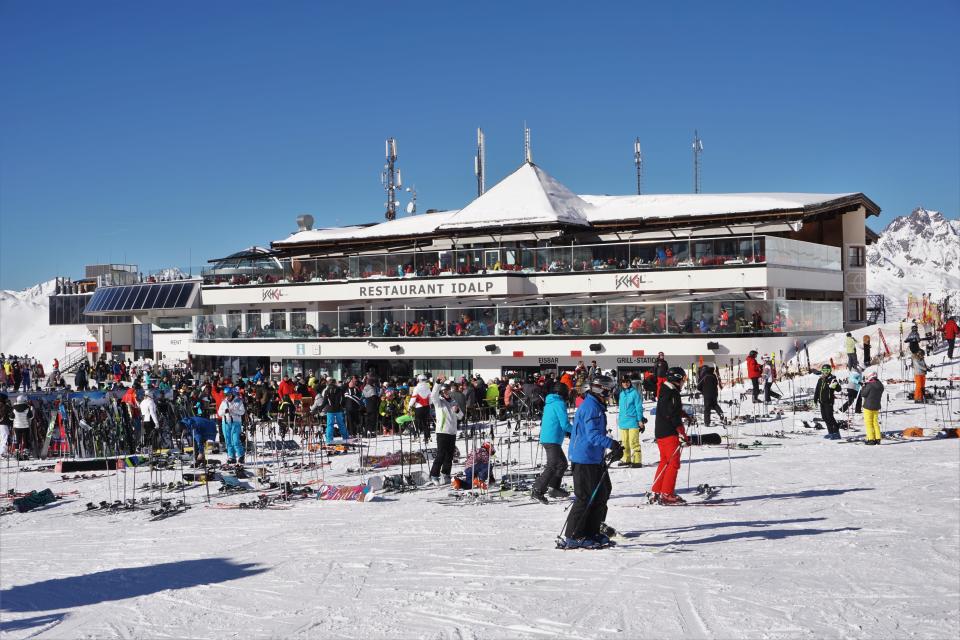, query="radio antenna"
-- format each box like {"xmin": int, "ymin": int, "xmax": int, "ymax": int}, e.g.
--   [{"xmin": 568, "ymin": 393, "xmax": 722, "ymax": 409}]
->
[
  {"xmin": 474, "ymin": 127, "xmax": 486, "ymax": 196},
  {"xmin": 382, "ymin": 137, "xmax": 399, "ymax": 220},
  {"xmin": 523, "ymin": 122, "xmax": 532, "ymax": 164},
  {"xmin": 692, "ymin": 130, "xmax": 703, "ymax": 194},
  {"xmin": 633, "ymin": 137, "xmax": 643, "ymax": 195}
]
